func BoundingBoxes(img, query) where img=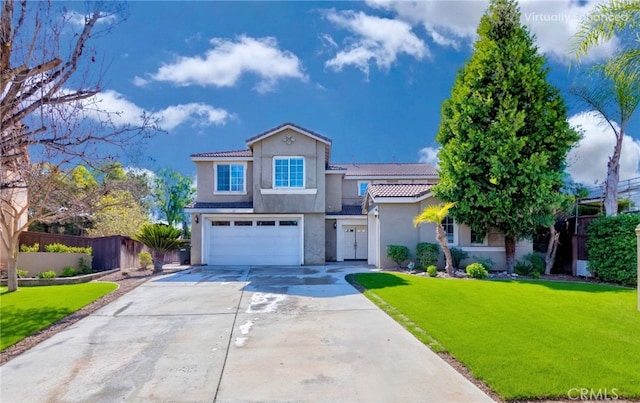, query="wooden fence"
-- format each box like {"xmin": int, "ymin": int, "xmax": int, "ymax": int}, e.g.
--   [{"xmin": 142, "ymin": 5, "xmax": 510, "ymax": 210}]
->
[{"xmin": 18, "ymin": 232, "xmax": 187, "ymax": 271}]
